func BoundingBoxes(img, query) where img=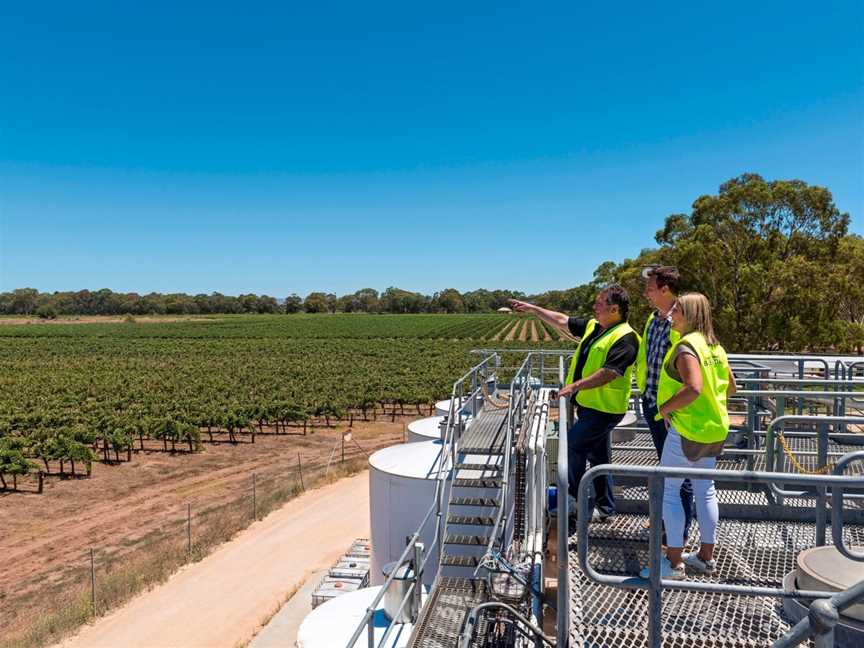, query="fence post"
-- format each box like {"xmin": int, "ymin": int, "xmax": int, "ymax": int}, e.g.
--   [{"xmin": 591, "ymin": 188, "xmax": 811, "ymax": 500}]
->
[
  {"xmin": 187, "ymin": 503, "xmax": 192, "ymax": 555},
  {"xmin": 90, "ymin": 547, "xmax": 96, "ymax": 616},
  {"xmin": 298, "ymin": 453, "xmax": 305, "ymax": 491},
  {"xmin": 253, "ymin": 473, "xmax": 257, "ymax": 520}
]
